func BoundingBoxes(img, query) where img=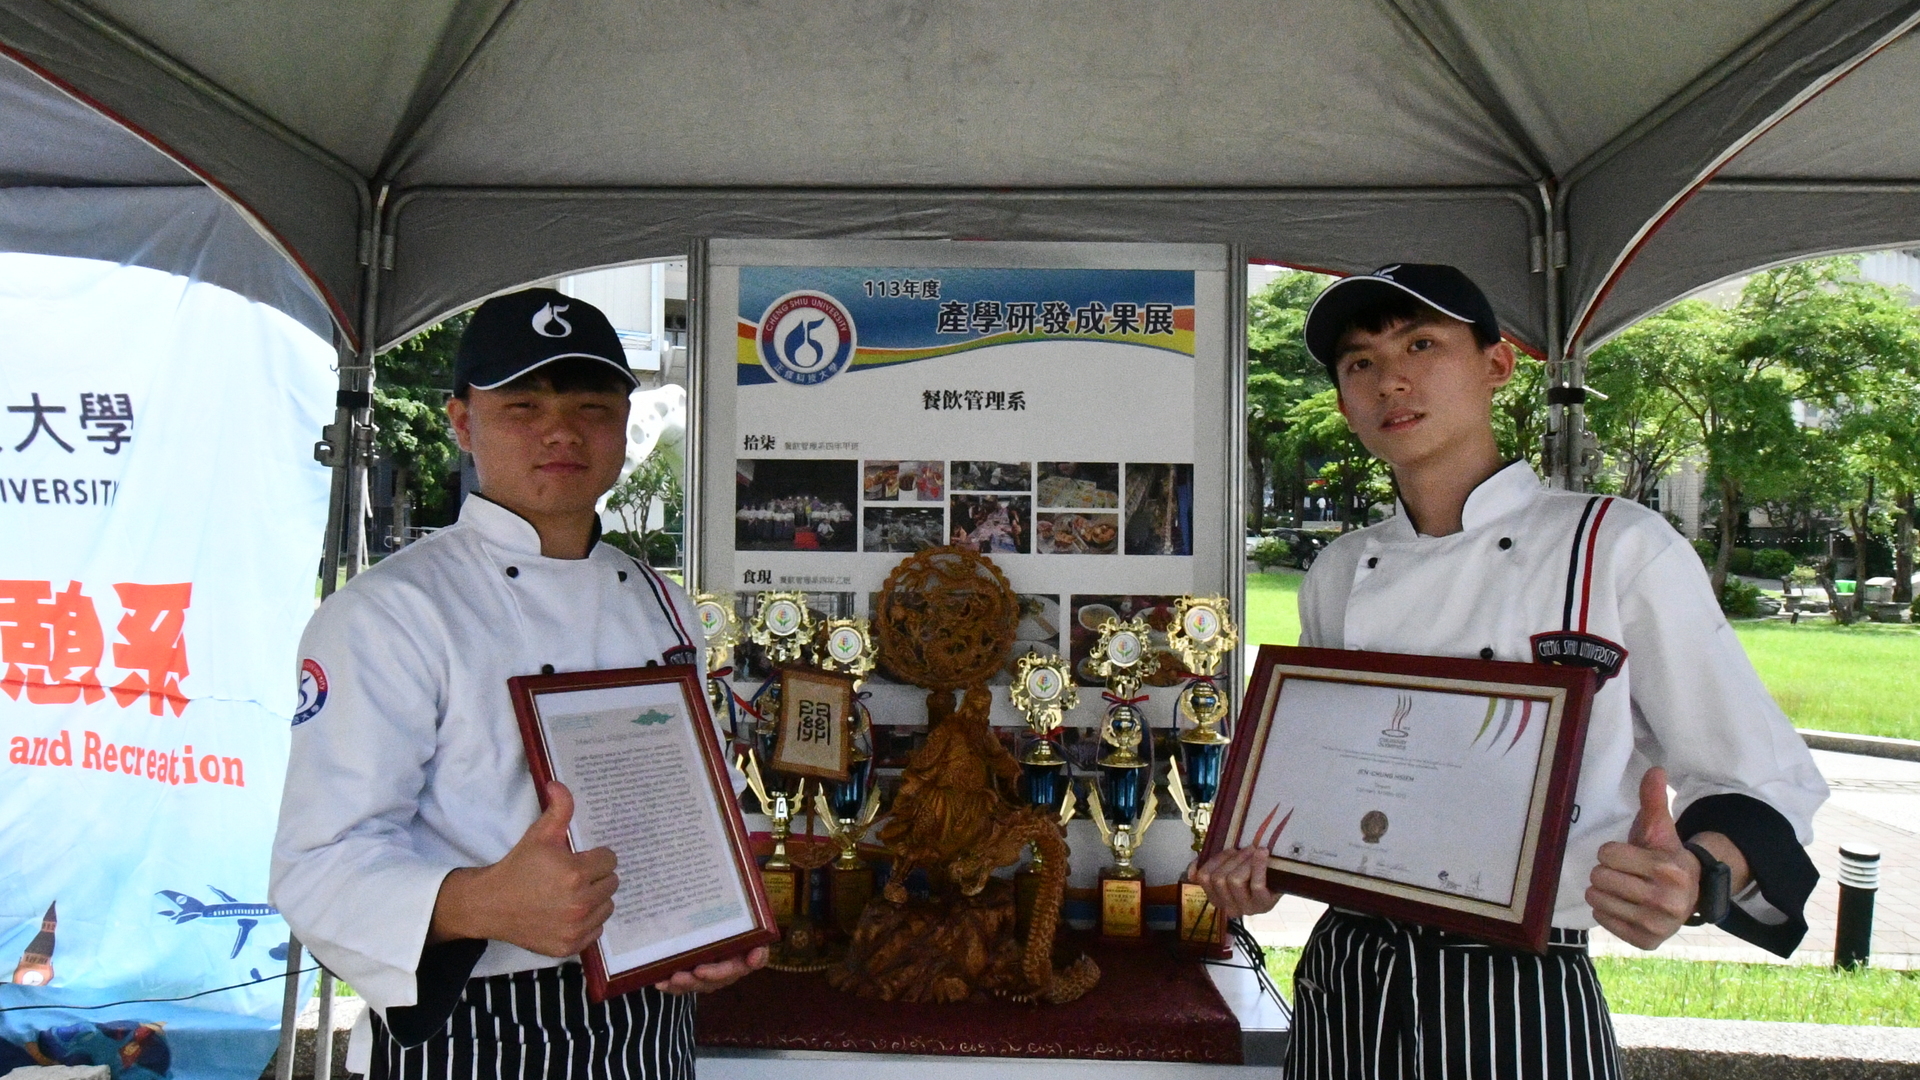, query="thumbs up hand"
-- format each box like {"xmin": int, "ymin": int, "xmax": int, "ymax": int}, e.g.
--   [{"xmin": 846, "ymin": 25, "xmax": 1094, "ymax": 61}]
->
[
  {"xmin": 429, "ymin": 782, "xmax": 621, "ymax": 957},
  {"xmin": 1586, "ymin": 767, "xmax": 1699, "ymax": 949}
]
